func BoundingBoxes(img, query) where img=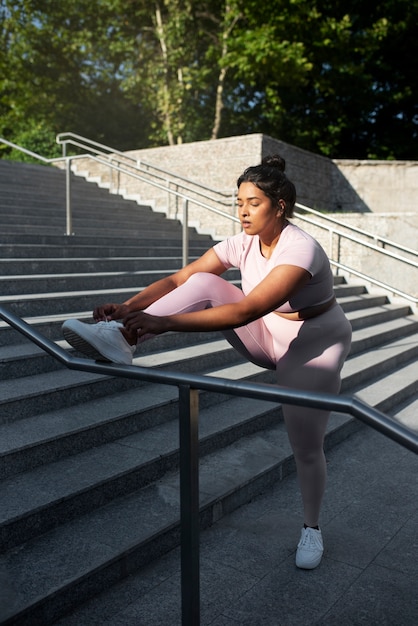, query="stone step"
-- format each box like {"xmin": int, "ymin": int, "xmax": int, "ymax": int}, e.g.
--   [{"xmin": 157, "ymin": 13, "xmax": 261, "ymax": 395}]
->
[
  {"xmin": 338, "ymin": 293, "xmax": 390, "ymax": 311},
  {"xmin": 0, "ymin": 287, "xmax": 181, "ymax": 317},
  {"xmin": 0, "ymin": 375, "xmax": 207, "ymax": 481},
  {"xmin": 0, "ymin": 205, "xmax": 180, "ymax": 226},
  {"xmin": 0, "ymin": 181, "xmax": 147, "ymax": 199},
  {"xmin": 0, "ymin": 231, "xmax": 212, "ymax": 246},
  {"xmin": 0, "ymin": 232, "xmax": 211, "ymax": 247},
  {"xmin": 4, "ymin": 260, "xmax": 360, "ymax": 295},
  {"xmin": 0, "ymin": 223, "xmax": 191, "ymax": 238},
  {"xmin": 0, "ymin": 163, "xmax": 138, "ymax": 202},
  {"xmin": 0, "ymin": 256, "xmax": 189, "ymax": 276},
  {"xmin": 0, "ymin": 294, "xmax": 404, "ymax": 358},
  {"xmin": 355, "ymin": 360, "xmax": 418, "ymax": 414},
  {"xmin": 0, "ymin": 193, "xmax": 156, "ymax": 210},
  {"xmin": 348, "ymin": 314, "xmax": 418, "ymax": 354},
  {"xmin": 0, "ymin": 213, "xmax": 180, "ymax": 233},
  {"xmin": 0, "ymin": 268, "xmax": 181, "ymax": 295},
  {"xmin": 0, "ymin": 242, "xmax": 211, "ymax": 259},
  {"xmin": 0, "ymin": 161, "xmax": 66, "ymax": 181},
  {"xmin": 391, "ymin": 393, "xmax": 418, "ymax": 432},
  {"xmin": 0, "ymin": 289, "xmax": 411, "ymax": 349},
  {"xmin": 345, "ymin": 303, "xmax": 414, "ymax": 331},
  {"xmin": 341, "ymin": 334, "xmax": 418, "ymax": 392}
]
